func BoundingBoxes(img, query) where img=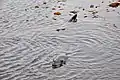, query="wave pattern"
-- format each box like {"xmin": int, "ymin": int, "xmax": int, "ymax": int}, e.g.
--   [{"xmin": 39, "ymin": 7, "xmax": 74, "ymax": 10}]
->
[{"xmin": 0, "ymin": 0, "xmax": 120, "ymax": 80}]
